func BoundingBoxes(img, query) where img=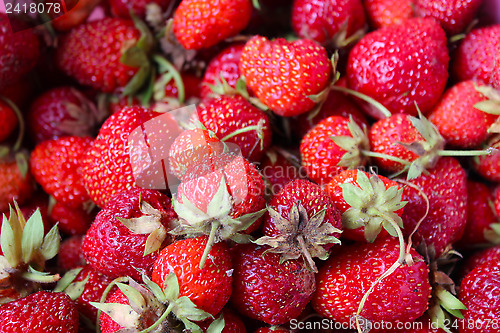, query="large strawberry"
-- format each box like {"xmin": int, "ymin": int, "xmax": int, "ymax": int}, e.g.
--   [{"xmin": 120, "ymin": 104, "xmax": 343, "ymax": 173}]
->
[
  {"xmin": 173, "ymin": 0, "xmax": 252, "ymax": 50},
  {"xmin": 82, "ymin": 188, "xmax": 177, "ymax": 280},
  {"xmin": 256, "ymin": 179, "xmax": 342, "ymax": 272},
  {"xmin": 230, "ymin": 243, "xmax": 316, "ymax": 325},
  {"xmin": 0, "ymin": 291, "xmax": 78, "ymax": 332},
  {"xmin": 347, "ymin": 18, "xmax": 449, "ymax": 117},
  {"xmin": 239, "ymin": 36, "xmax": 332, "ymax": 117},
  {"xmin": 312, "ymin": 237, "xmax": 431, "ymax": 329}
]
